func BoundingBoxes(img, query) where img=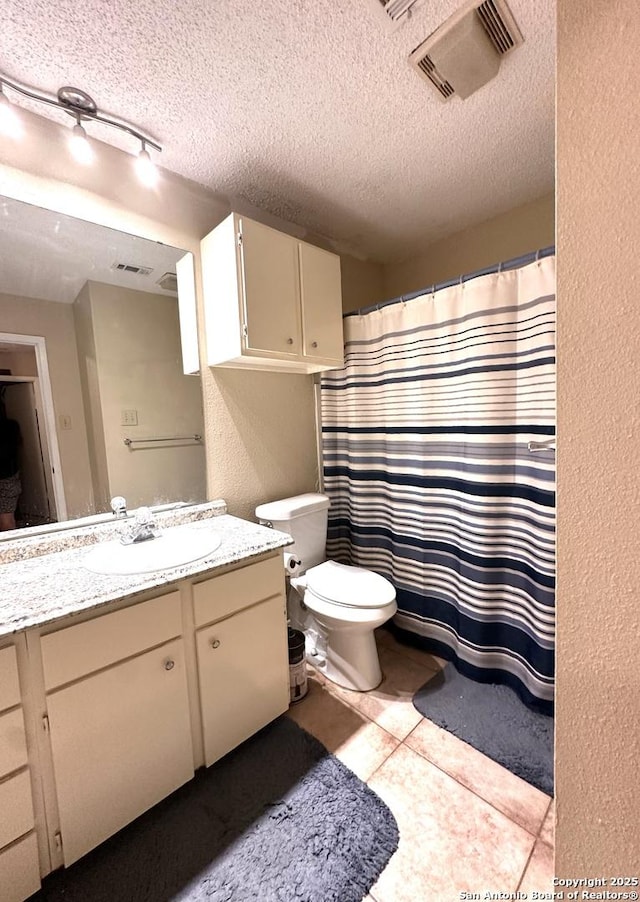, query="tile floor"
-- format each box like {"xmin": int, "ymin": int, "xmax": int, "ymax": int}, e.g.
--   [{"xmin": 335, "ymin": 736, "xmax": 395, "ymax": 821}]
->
[{"xmin": 286, "ymin": 628, "xmax": 554, "ymax": 902}]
